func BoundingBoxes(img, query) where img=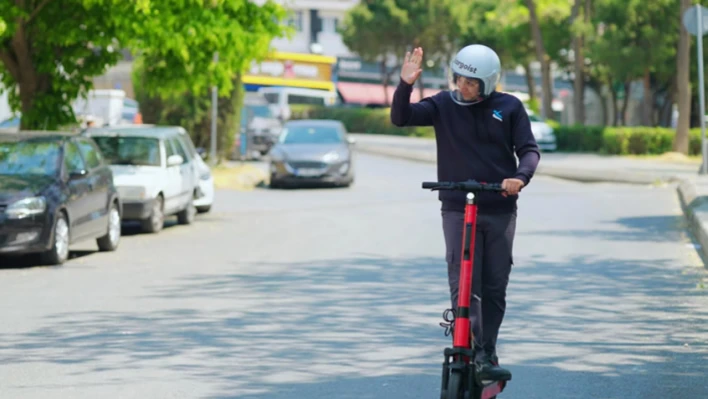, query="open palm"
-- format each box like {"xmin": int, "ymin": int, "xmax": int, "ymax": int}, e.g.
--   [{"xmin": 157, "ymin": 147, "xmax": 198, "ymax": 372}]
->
[{"xmin": 401, "ymin": 47, "xmax": 423, "ymax": 85}]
